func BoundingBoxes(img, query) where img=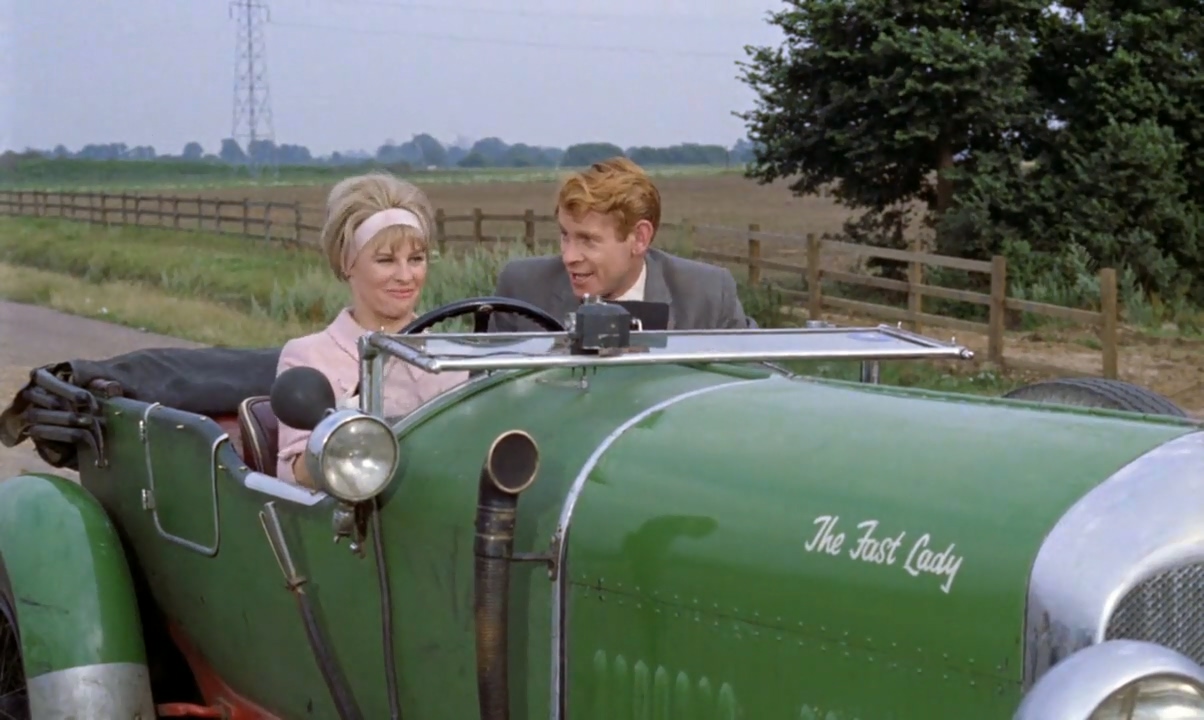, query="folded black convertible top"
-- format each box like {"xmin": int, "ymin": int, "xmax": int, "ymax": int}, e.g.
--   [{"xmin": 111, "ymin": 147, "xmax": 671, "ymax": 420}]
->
[{"xmin": 1, "ymin": 345, "xmax": 281, "ymax": 467}]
